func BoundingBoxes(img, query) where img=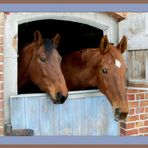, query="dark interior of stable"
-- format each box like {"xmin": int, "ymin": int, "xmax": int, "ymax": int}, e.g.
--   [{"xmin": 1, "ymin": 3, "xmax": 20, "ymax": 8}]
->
[{"xmin": 18, "ymin": 19, "xmax": 103, "ymax": 94}]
